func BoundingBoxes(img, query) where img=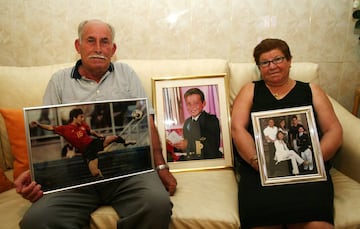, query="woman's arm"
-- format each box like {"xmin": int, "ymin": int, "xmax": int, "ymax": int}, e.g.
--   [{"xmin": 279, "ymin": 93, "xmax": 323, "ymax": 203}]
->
[
  {"xmin": 311, "ymin": 83, "xmax": 343, "ymax": 161},
  {"xmin": 231, "ymin": 82, "xmax": 259, "ymax": 171},
  {"xmin": 274, "ymin": 140, "xmax": 281, "ymax": 152}
]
